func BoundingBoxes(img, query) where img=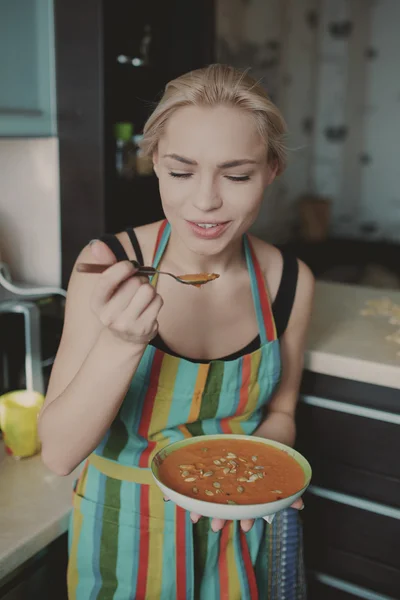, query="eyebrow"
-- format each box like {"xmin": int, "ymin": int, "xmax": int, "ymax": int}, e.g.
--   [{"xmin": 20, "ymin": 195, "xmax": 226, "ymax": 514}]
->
[{"xmin": 163, "ymin": 154, "xmax": 258, "ymax": 168}]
